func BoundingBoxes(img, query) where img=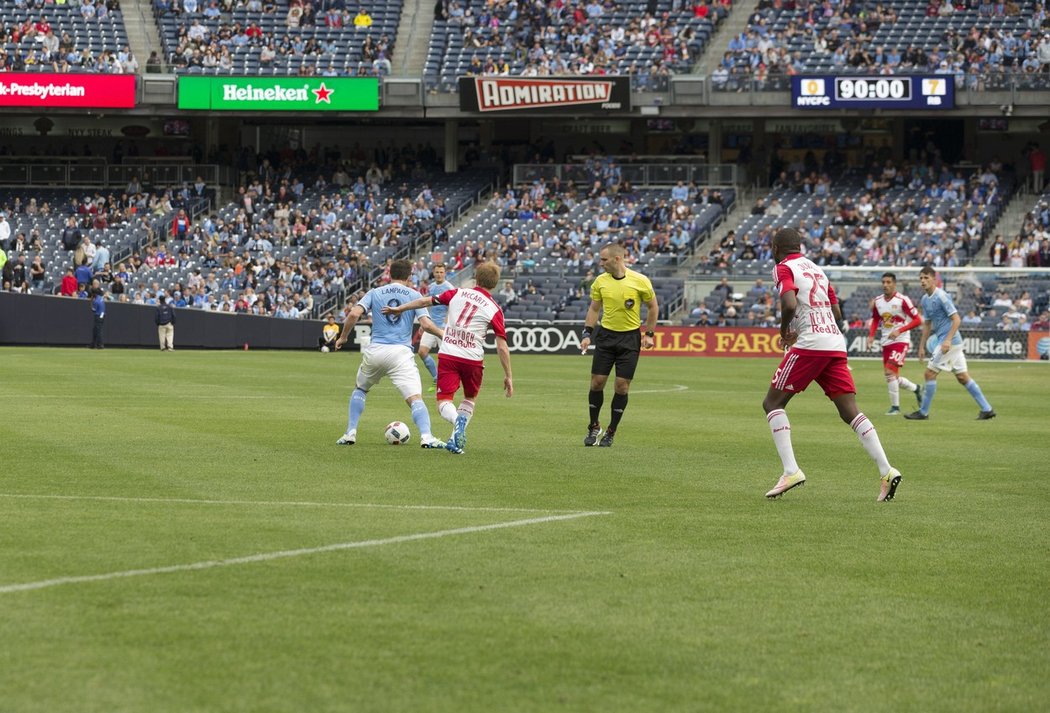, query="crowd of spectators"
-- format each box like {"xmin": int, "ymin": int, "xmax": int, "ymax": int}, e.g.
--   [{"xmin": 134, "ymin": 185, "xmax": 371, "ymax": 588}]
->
[
  {"xmin": 699, "ymin": 155, "xmax": 1008, "ymax": 272},
  {"xmin": 157, "ymin": 0, "xmax": 395, "ymax": 75},
  {"xmin": 434, "ymin": 0, "xmax": 732, "ymax": 89},
  {"xmin": 0, "ymin": 142, "xmax": 462, "ymax": 320},
  {"xmin": 0, "ymin": 0, "xmax": 135, "ymax": 74},
  {"xmin": 713, "ymin": 0, "xmax": 1050, "ymax": 92}
]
